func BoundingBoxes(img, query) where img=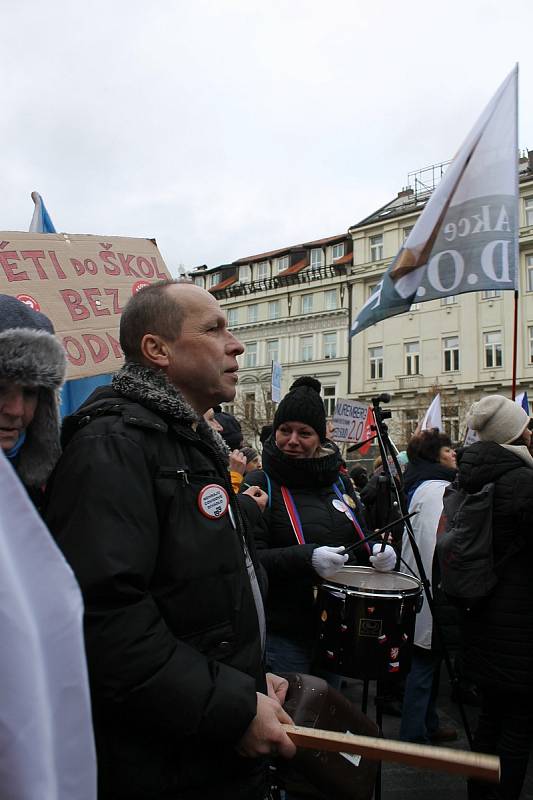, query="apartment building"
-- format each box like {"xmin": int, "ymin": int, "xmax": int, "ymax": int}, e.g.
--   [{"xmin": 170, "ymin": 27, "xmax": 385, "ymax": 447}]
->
[
  {"xmin": 191, "ymin": 151, "xmax": 533, "ymax": 447},
  {"xmin": 191, "ymin": 234, "xmax": 352, "ymax": 440},
  {"xmin": 348, "ymin": 153, "xmax": 533, "ymax": 445}
]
